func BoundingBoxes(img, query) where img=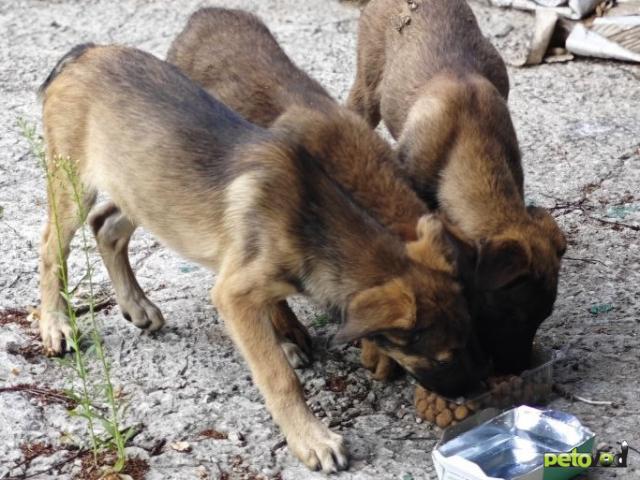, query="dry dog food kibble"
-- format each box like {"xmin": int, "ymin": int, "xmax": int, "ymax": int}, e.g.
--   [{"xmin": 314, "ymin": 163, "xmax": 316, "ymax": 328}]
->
[
  {"xmin": 414, "ymin": 375, "xmax": 553, "ymax": 428},
  {"xmin": 415, "ymin": 387, "xmax": 476, "ymax": 428}
]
